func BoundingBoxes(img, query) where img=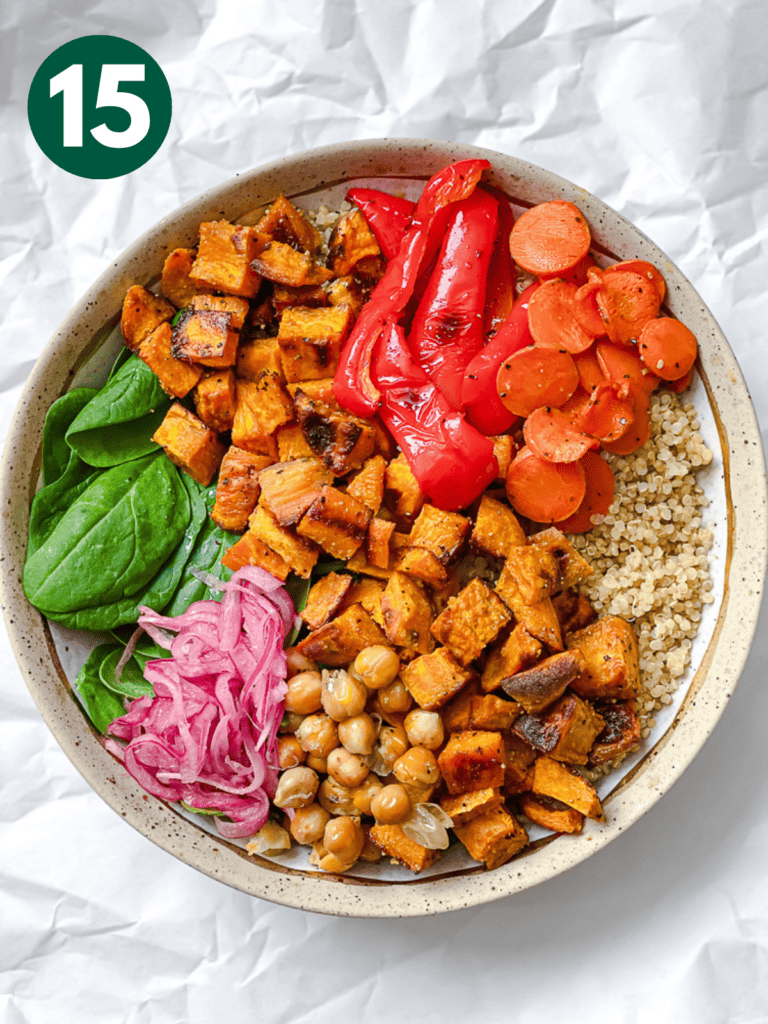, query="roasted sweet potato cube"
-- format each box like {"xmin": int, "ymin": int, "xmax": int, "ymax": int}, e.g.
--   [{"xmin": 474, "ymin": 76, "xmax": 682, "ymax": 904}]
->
[
  {"xmin": 471, "ymin": 495, "xmax": 527, "ymax": 560},
  {"xmin": 400, "ymin": 647, "xmax": 473, "ymax": 712},
  {"xmin": 248, "ymin": 503, "xmax": 319, "ymax": 578},
  {"xmin": 532, "ymin": 756, "xmax": 604, "ymax": 820},
  {"xmin": 469, "ymin": 694, "xmax": 520, "ymax": 731},
  {"xmin": 500, "ymin": 650, "xmax": 586, "ymax": 713},
  {"xmin": 503, "ymin": 733, "xmax": 536, "ymax": 797},
  {"xmin": 221, "ymin": 532, "xmax": 290, "ymax": 579},
  {"xmin": 530, "ymin": 527, "xmax": 595, "ymax": 590},
  {"xmin": 327, "ymin": 275, "xmax": 365, "ymax": 318},
  {"xmin": 501, "ymin": 546, "xmax": 561, "ymax": 606},
  {"xmin": 409, "ymin": 504, "xmax": 470, "ymax": 565},
  {"xmin": 380, "ymin": 571, "xmax": 434, "ymax": 655},
  {"xmin": 161, "ymin": 248, "xmax": 198, "ymax": 309},
  {"xmin": 552, "ymin": 588, "xmax": 598, "ymax": 635},
  {"xmin": 369, "ymin": 824, "xmax": 438, "ymax": 873},
  {"xmin": 496, "ymin": 566, "xmax": 564, "ymax": 651},
  {"xmin": 346, "ymin": 455, "xmax": 385, "ymax": 513},
  {"xmin": 258, "ymin": 458, "xmax": 334, "ymax": 526},
  {"xmin": 454, "ymin": 805, "xmax": 529, "ymax": 869},
  {"xmin": 293, "ymin": 388, "xmax": 376, "ymax": 475},
  {"xmin": 344, "ymin": 547, "xmax": 393, "ymax": 580},
  {"xmin": 439, "ymin": 677, "xmax": 480, "ymax": 732},
  {"xmin": 566, "ymin": 616, "xmax": 640, "ymax": 701},
  {"xmin": 287, "ymin": 379, "xmax": 338, "ymax": 406},
  {"xmin": 296, "ymin": 603, "xmax": 386, "ymax": 665},
  {"xmin": 438, "ymin": 730, "xmax": 505, "ymax": 795},
  {"xmin": 272, "ymin": 283, "xmax": 327, "ymax": 316},
  {"xmin": 152, "ymin": 403, "xmax": 226, "ymax": 486},
  {"xmin": 480, "ymin": 624, "xmax": 543, "ymax": 693},
  {"xmin": 491, "ymin": 435, "xmax": 515, "ymax": 480},
  {"xmin": 121, "ymin": 285, "xmax": 175, "ymax": 351},
  {"xmin": 338, "ymin": 577, "xmax": 385, "ymax": 626},
  {"xmin": 191, "ymin": 293, "xmax": 249, "ymax": 329},
  {"xmin": 236, "ymin": 336, "xmax": 284, "ymax": 381},
  {"xmin": 251, "ymin": 240, "xmax": 333, "ymax": 287},
  {"xmin": 193, "ymin": 369, "xmax": 237, "ymax": 432},
  {"xmin": 211, "ymin": 446, "xmax": 272, "ymax": 532},
  {"xmin": 589, "ymin": 700, "xmax": 641, "ymax": 764},
  {"xmin": 171, "ymin": 309, "xmax": 239, "ymax": 367},
  {"xmin": 328, "ymin": 208, "xmax": 381, "ymax": 276},
  {"xmin": 440, "ymin": 788, "xmax": 503, "ymax": 827},
  {"xmin": 138, "ymin": 323, "xmax": 203, "ymax": 398},
  {"xmin": 231, "ymin": 374, "xmax": 294, "ymax": 458},
  {"xmin": 301, "ymin": 571, "xmax": 353, "ymax": 631},
  {"xmin": 384, "ymin": 453, "xmax": 425, "ymax": 522},
  {"xmin": 297, "ymin": 485, "xmax": 372, "ymax": 559},
  {"xmin": 393, "ymin": 546, "xmax": 448, "ymax": 588},
  {"xmin": 190, "ymin": 220, "xmax": 264, "ymax": 297},
  {"xmin": 513, "ymin": 693, "xmax": 605, "ymax": 766},
  {"xmin": 430, "ymin": 578, "xmax": 511, "ymax": 666},
  {"xmin": 255, "ymin": 194, "xmax": 322, "ymax": 254},
  {"xmin": 278, "ymin": 305, "xmax": 354, "ymax": 383},
  {"xmin": 367, "ymin": 517, "xmax": 395, "ymax": 569},
  {"xmin": 276, "ymin": 423, "xmax": 315, "ymax": 461},
  {"xmin": 518, "ymin": 793, "xmax": 584, "ymax": 834}
]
